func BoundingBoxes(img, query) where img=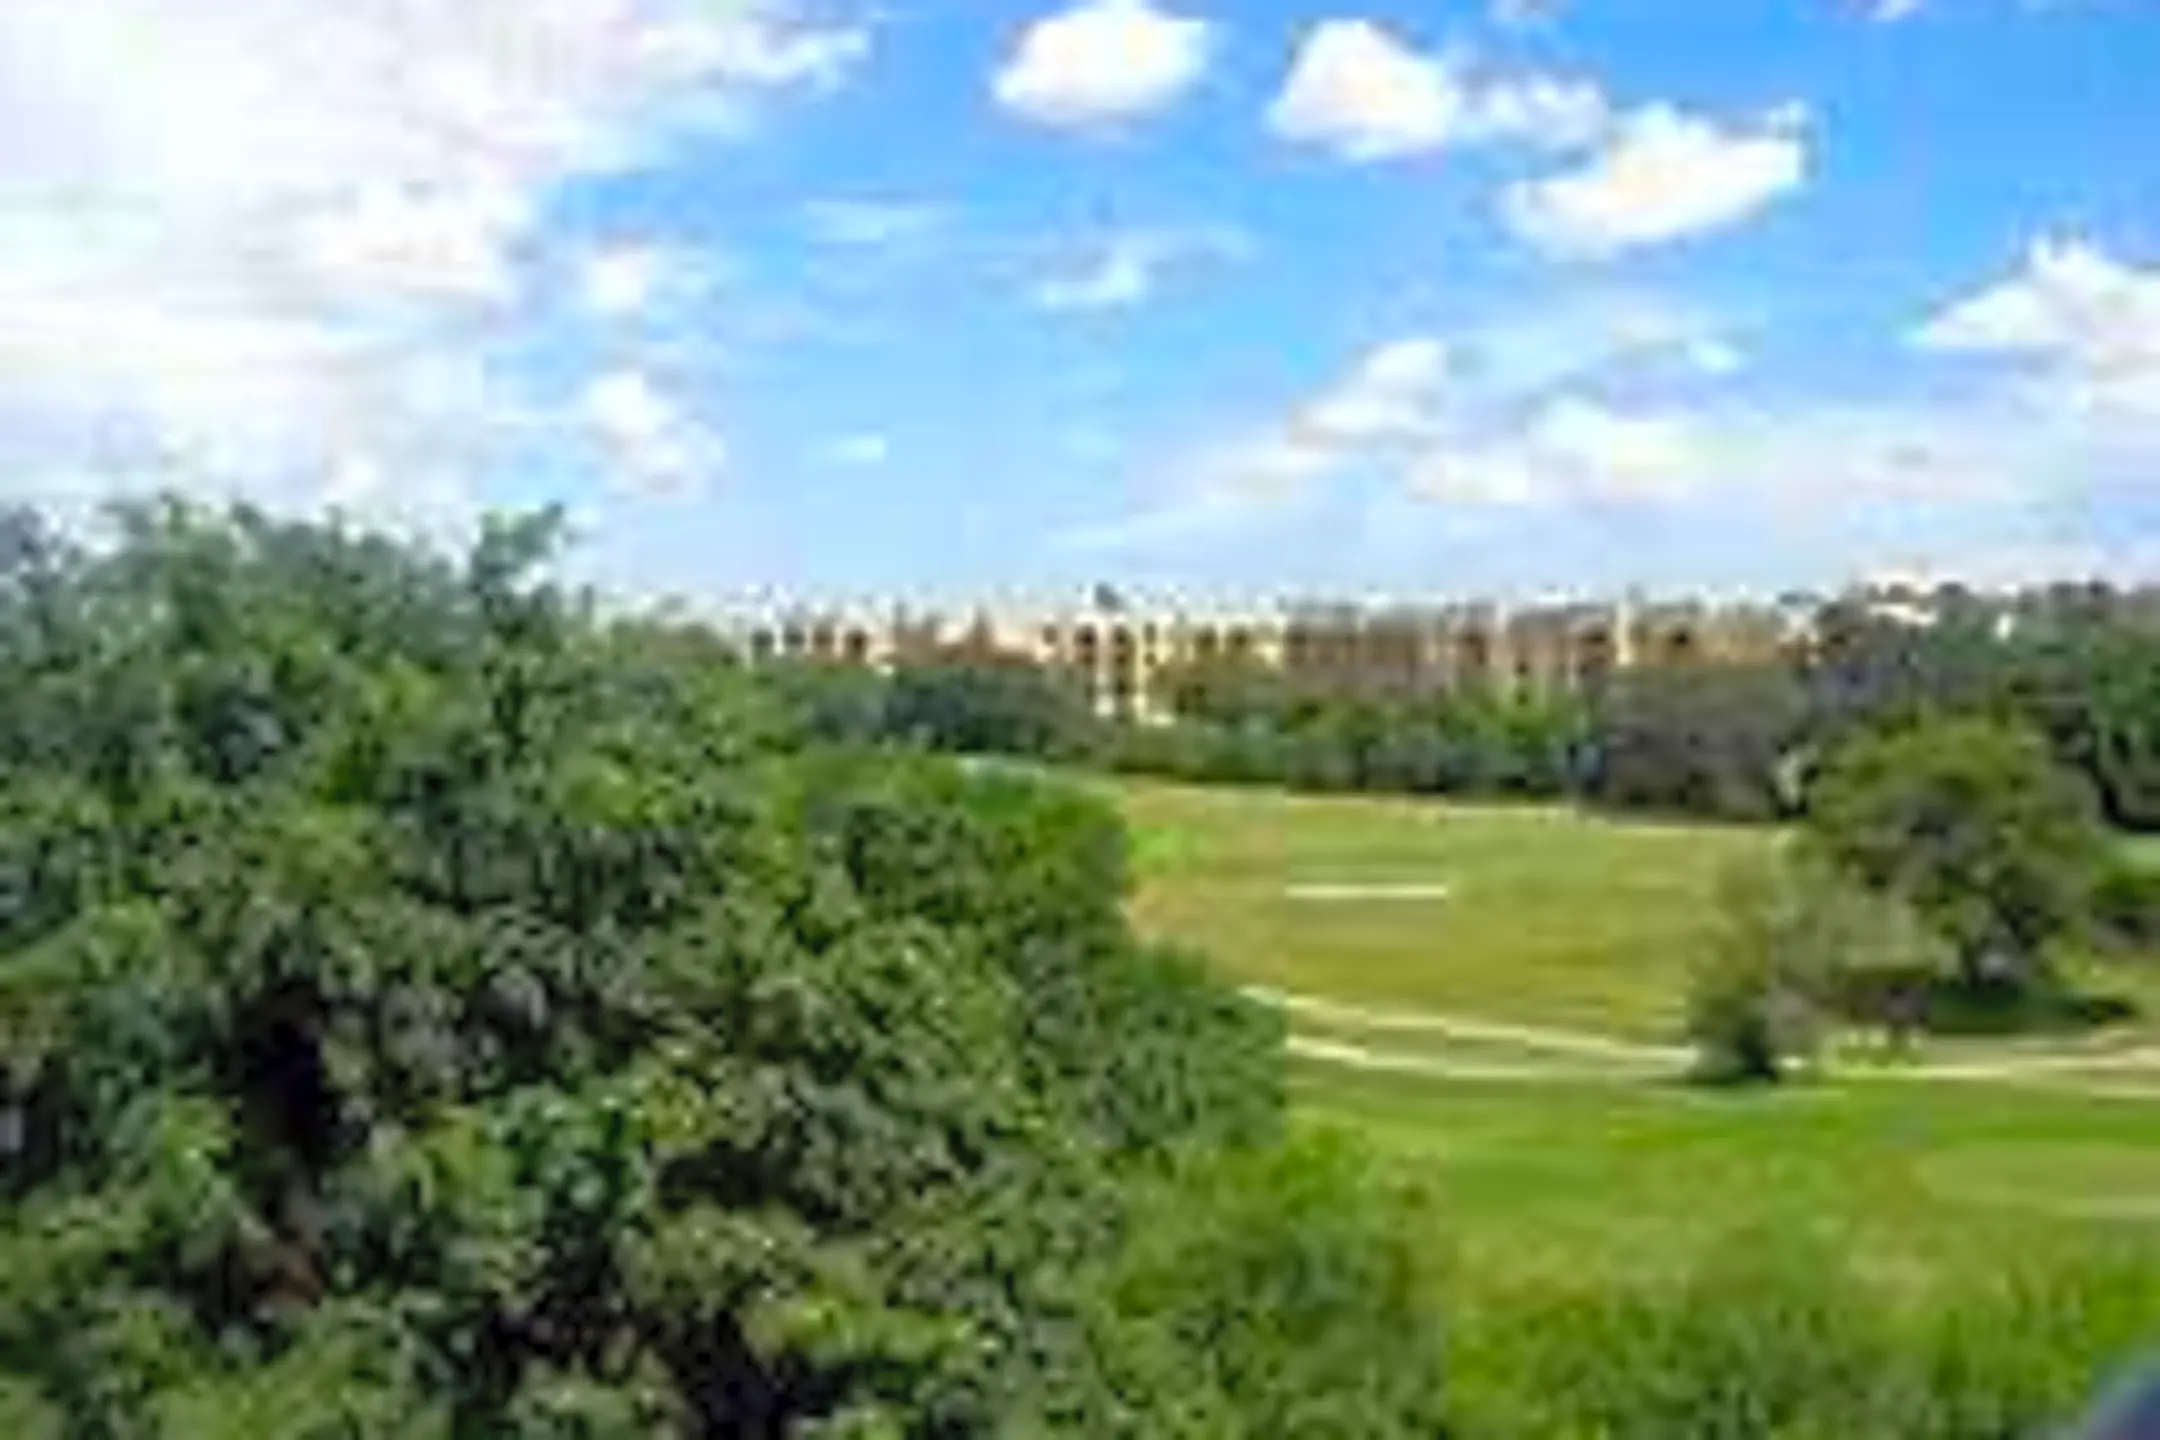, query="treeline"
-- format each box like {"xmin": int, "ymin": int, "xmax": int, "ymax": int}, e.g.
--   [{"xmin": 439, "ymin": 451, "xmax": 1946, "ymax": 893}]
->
[
  {"xmin": 7, "ymin": 500, "xmax": 2160, "ymax": 1432},
  {"xmin": 768, "ymin": 589, "xmax": 2160, "ymax": 833}
]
